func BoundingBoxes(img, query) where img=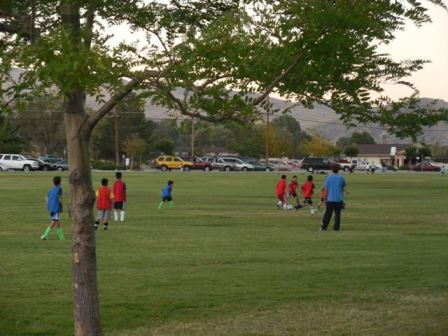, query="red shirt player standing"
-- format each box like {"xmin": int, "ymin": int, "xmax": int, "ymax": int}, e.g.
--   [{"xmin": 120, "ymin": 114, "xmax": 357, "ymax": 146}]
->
[
  {"xmin": 113, "ymin": 171, "xmax": 127, "ymax": 222},
  {"xmin": 95, "ymin": 178, "xmax": 113, "ymax": 230},
  {"xmin": 301, "ymin": 175, "xmax": 315, "ymax": 206},
  {"xmin": 276, "ymin": 175, "xmax": 287, "ymax": 209}
]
